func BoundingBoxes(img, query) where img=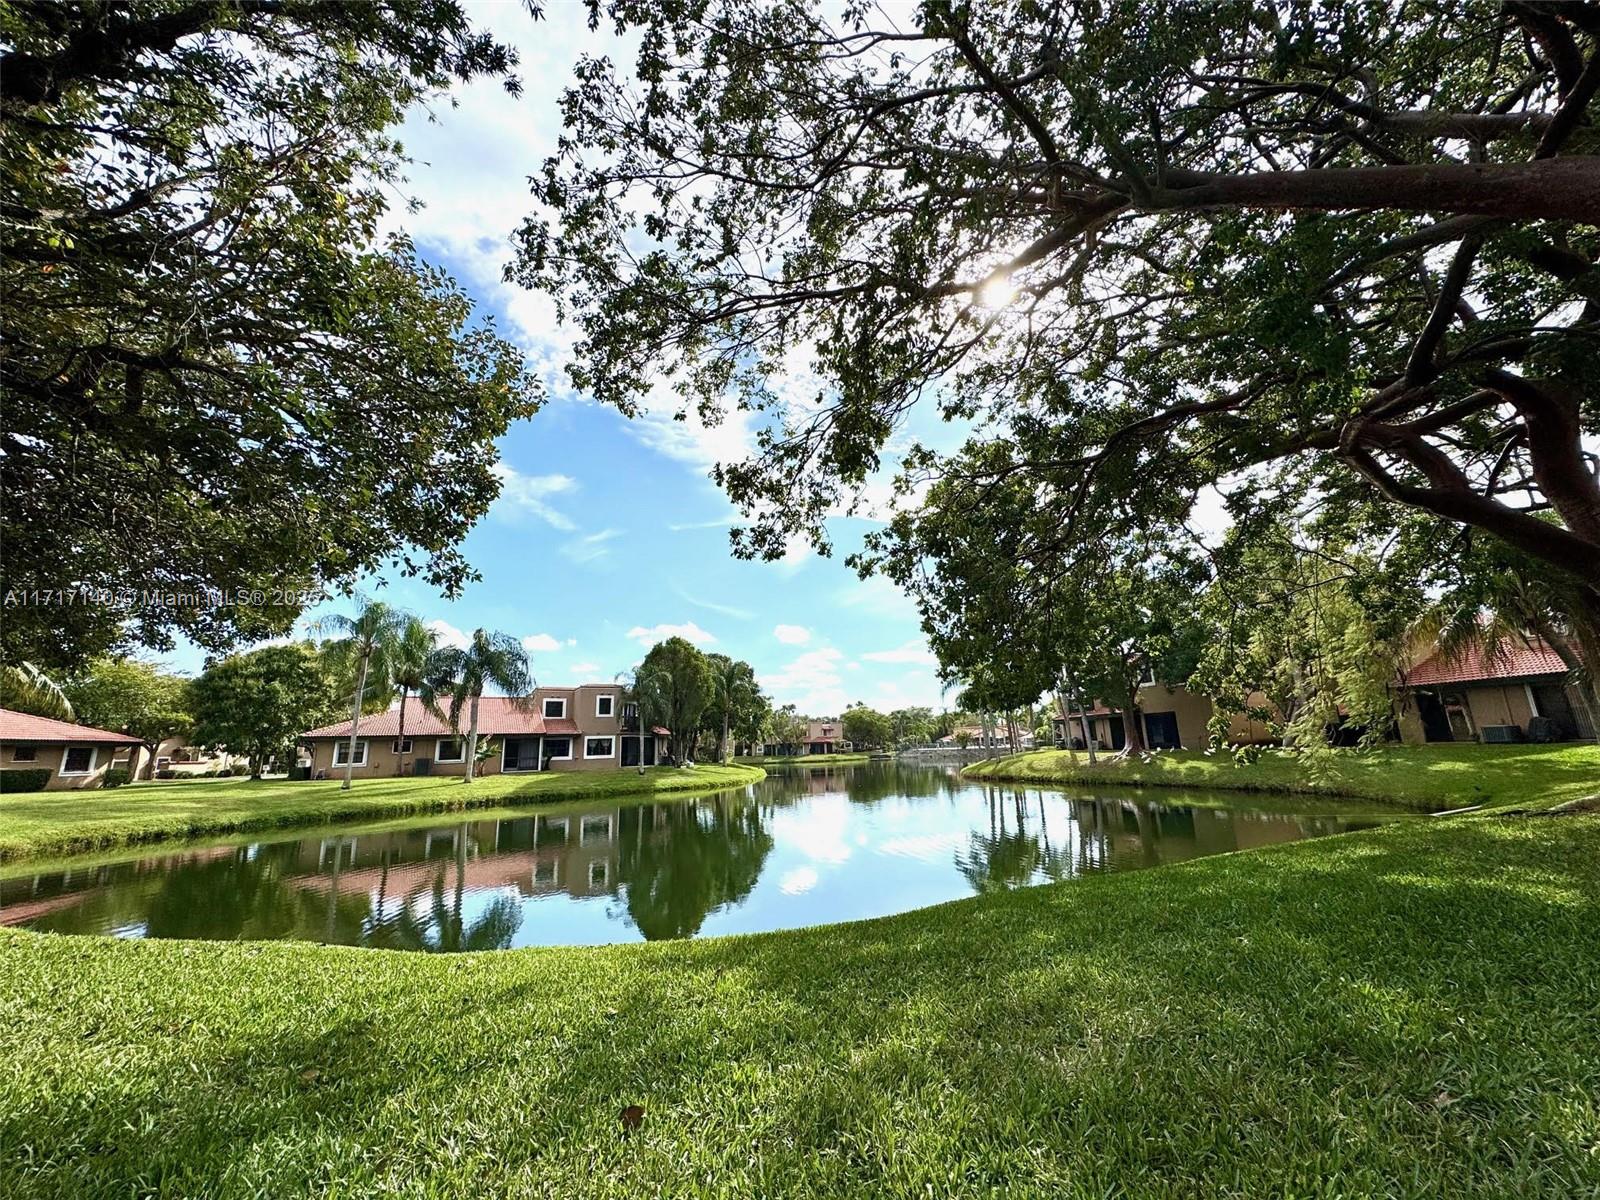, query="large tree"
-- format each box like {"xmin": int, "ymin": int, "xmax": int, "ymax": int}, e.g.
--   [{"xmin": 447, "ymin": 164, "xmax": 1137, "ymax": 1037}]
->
[
  {"xmin": 521, "ymin": 0, "xmax": 1600, "ymax": 660},
  {"xmin": 1, "ymin": 1, "xmax": 540, "ymax": 672},
  {"xmin": 426, "ymin": 629, "xmax": 533, "ymax": 784},
  {"xmin": 704, "ymin": 653, "xmax": 763, "ymax": 761},
  {"xmin": 62, "ymin": 657, "xmax": 193, "ymax": 778},
  {"xmin": 637, "ymin": 637, "xmax": 715, "ymax": 759},
  {"xmin": 189, "ymin": 643, "xmax": 343, "ymax": 777}
]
